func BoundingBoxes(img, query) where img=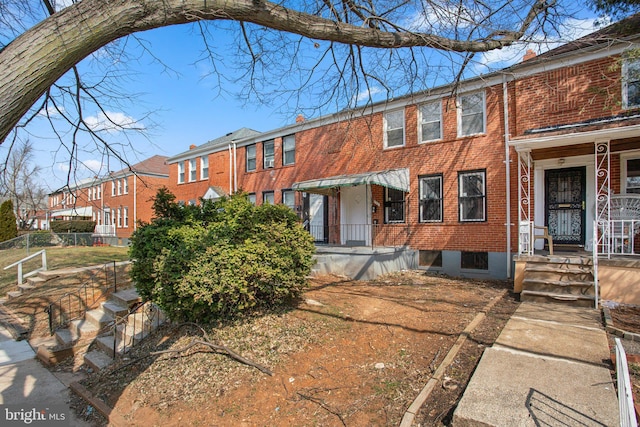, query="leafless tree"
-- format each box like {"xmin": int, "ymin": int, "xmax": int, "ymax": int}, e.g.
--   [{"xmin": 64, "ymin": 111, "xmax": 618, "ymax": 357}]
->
[
  {"xmin": 0, "ymin": 0, "xmax": 584, "ymax": 166},
  {"xmin": 0, "ymin": 140, "xmax": 48, "ymax": 229}
]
